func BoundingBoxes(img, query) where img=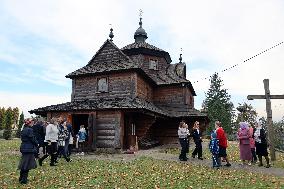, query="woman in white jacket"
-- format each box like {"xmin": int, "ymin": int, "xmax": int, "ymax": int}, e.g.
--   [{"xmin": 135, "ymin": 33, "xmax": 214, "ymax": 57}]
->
[{"xmin": 38, "ymin": 118, "xmax": 59, "ymax": 166}]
